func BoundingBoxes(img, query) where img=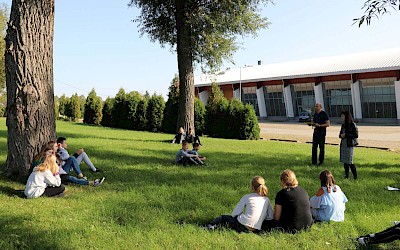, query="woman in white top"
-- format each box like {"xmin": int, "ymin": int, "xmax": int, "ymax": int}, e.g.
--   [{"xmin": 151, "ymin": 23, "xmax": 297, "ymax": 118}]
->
[
  {"xmin": 207, "ymin": 176, "xmax": 274, "ymax": 232},
  {"xmin": 24, "ymin": 153, "xmax": 65, "ymax": 199}
]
